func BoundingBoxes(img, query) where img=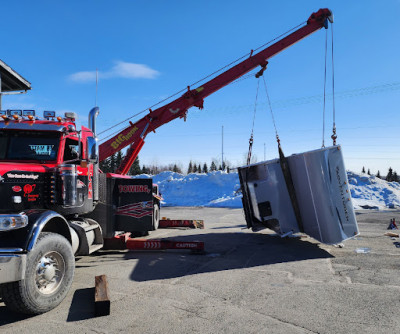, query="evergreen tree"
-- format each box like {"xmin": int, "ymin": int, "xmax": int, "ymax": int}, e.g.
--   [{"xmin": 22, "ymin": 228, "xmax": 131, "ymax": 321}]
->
[
  {"xmin": 218, "ymin": 165, "xmax": 222, "ymax": 170},
  {"xmin": 193, "ymin": 164, "xmax": 198, "ymax": 173},
  {"xmin": 387, "ymin": 167, "xmax": 394, "ymax": 182},
  {"xmin": 187, "ymin": 161, "xmax": 193, "ymax": 174},
  {"xmin": 99, "ymin": 158, "xmax": 110, "ymax": 173},
  {"xmin": 376, "ymin": 170, "xmax": 381, "ymax": 179},
  {"xmin": 394, "ymin": 172, "xmax": 399, "ymax": 182},
  {"xmin": 116, "ymin": 151, "xmax": 123, "ymax": 169},
  {"xmin": 222, "ymin": 161, "xmax": 226, "ymax": 171},
  {"xmin": 367, "ymin": 169, "xmax": 371, "ymax": 175},
  {"xmin": 362, "ymin": 166, "xmax": 366, "ymax": 174},
  {"xmin": 173, "ymin": 164, "xmax": 179, "ymax": 173},
  {"xmin": 129, "ymin": 157, "xmax": 141, "ymax": 175},
  {"xmin": 110, "ymin": 153, "xmax": 117, "ymax": 173},
  {"xmin": 210, "ymin": 161, "xmax": 217, "ymax": 171},
  {"xmin": 203, "ymin": 163, "xmax": 208, "ymax": 174},
  {"xmin": 198, "ymin": 164, "xmax": 201, "ymax": 173}
]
